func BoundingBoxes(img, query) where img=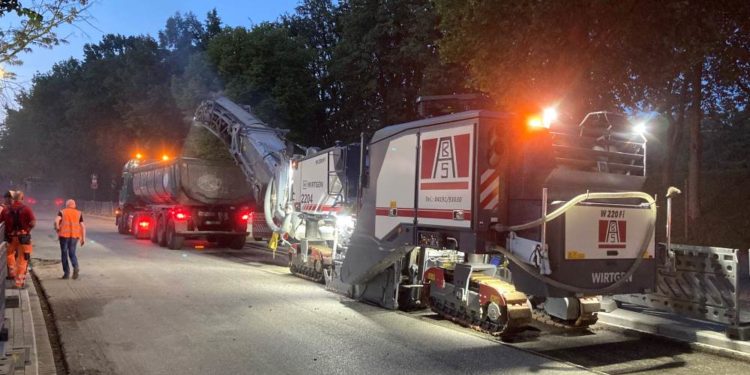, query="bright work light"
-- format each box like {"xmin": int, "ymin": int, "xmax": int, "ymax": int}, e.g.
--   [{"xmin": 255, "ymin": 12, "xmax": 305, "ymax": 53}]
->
[{"xmin": 542, "ymin": 108, "xmax": 558, "ymax": 128}]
